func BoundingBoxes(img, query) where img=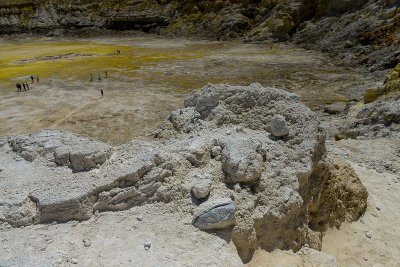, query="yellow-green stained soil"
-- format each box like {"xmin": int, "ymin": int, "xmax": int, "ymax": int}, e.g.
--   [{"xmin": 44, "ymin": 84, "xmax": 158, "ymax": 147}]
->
[{"xmin": 0, "ymin": 36, "xmax": 375, "ymax": 145}]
